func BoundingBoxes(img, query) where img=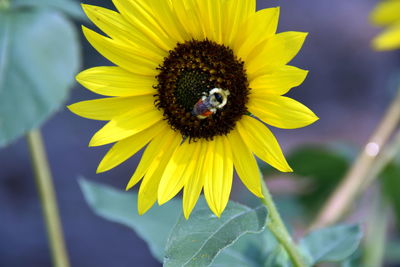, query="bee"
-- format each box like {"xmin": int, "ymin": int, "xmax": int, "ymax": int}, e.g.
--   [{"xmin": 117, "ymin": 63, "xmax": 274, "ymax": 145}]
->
[{"xmin": 192, "ymin": 88, "xmax": 230, "ymax": 119}]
